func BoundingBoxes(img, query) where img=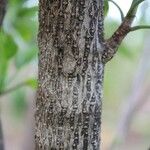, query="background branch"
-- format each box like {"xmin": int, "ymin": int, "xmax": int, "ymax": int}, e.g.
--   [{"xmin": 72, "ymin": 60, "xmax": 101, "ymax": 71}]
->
[
  {"xmin": 0, "ymin": 82, "xmax": 25, "ymax": 97},
  {"xmin": 109, "ymin": 34, "xmax": 150, "ymax": 150}
]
